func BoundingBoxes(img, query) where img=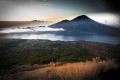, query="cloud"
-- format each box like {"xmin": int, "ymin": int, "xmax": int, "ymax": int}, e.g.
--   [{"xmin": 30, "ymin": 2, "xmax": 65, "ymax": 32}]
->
[
  {"xmin": 0, "ymin": 27, "xmax": 65, "ymax": 33},
  {"xmin": 0, "ymin": 0, "xmax": 118, "ymax": 21}
]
